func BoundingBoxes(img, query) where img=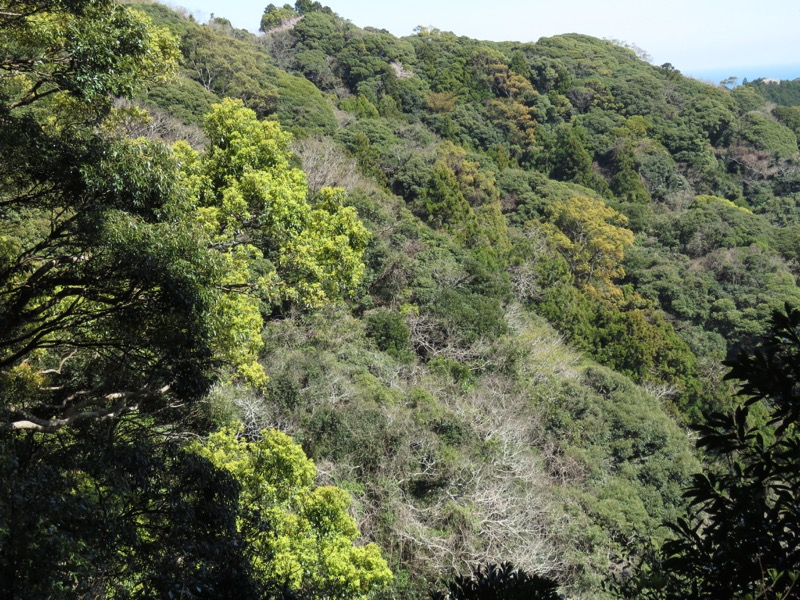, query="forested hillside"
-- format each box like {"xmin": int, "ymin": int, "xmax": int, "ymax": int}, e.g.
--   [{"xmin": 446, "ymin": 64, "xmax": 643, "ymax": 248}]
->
[{"xmin": 1, "ymin": 1, "xmax": 799, "ymax": 598}]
